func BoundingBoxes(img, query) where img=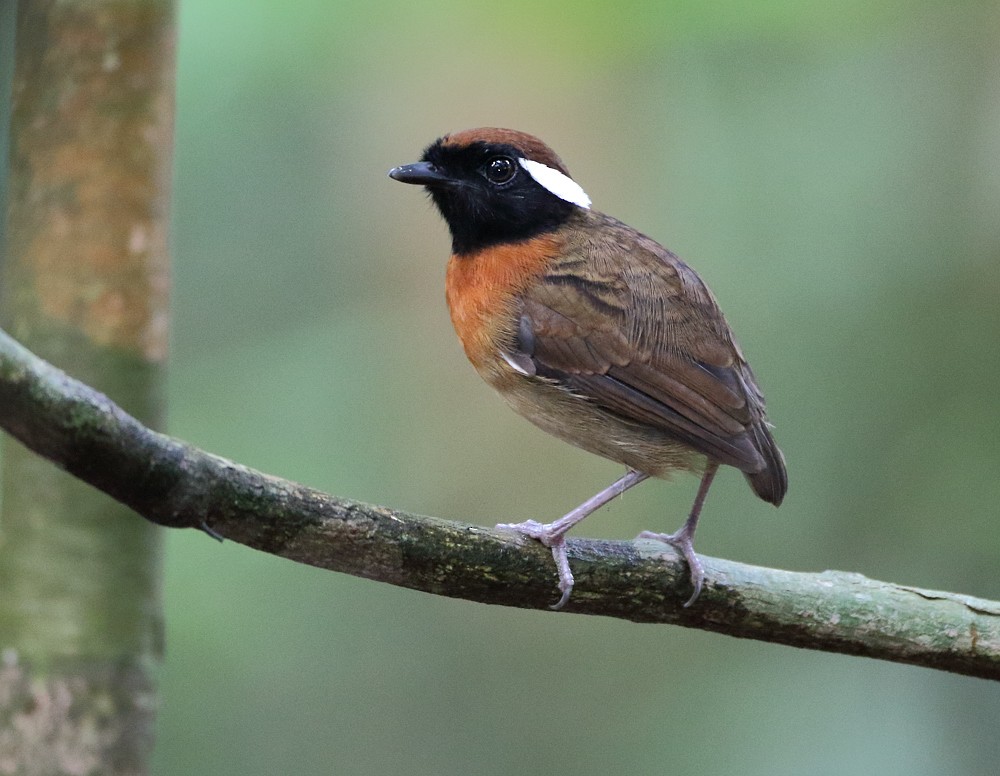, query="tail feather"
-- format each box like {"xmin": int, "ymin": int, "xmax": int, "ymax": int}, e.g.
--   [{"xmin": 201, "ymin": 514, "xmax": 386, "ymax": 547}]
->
[{"xmin": 744, "ymin": 421, "xmax": 787, "ymax": 506}]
